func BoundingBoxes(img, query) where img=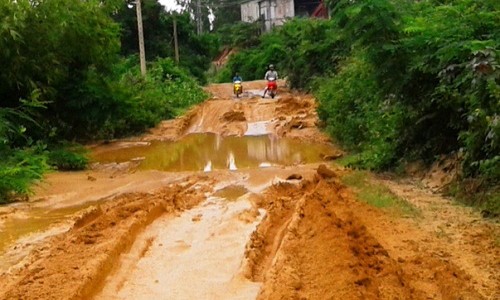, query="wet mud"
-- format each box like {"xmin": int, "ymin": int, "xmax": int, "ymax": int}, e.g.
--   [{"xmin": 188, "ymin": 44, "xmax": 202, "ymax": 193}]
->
[
  {"xmin": 247, "ymin": 173, "xmax": 484, "ymax": 299},
  {"xmin": 0, "ymin": 81, "xmax": 497, "ymax": 300}
]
